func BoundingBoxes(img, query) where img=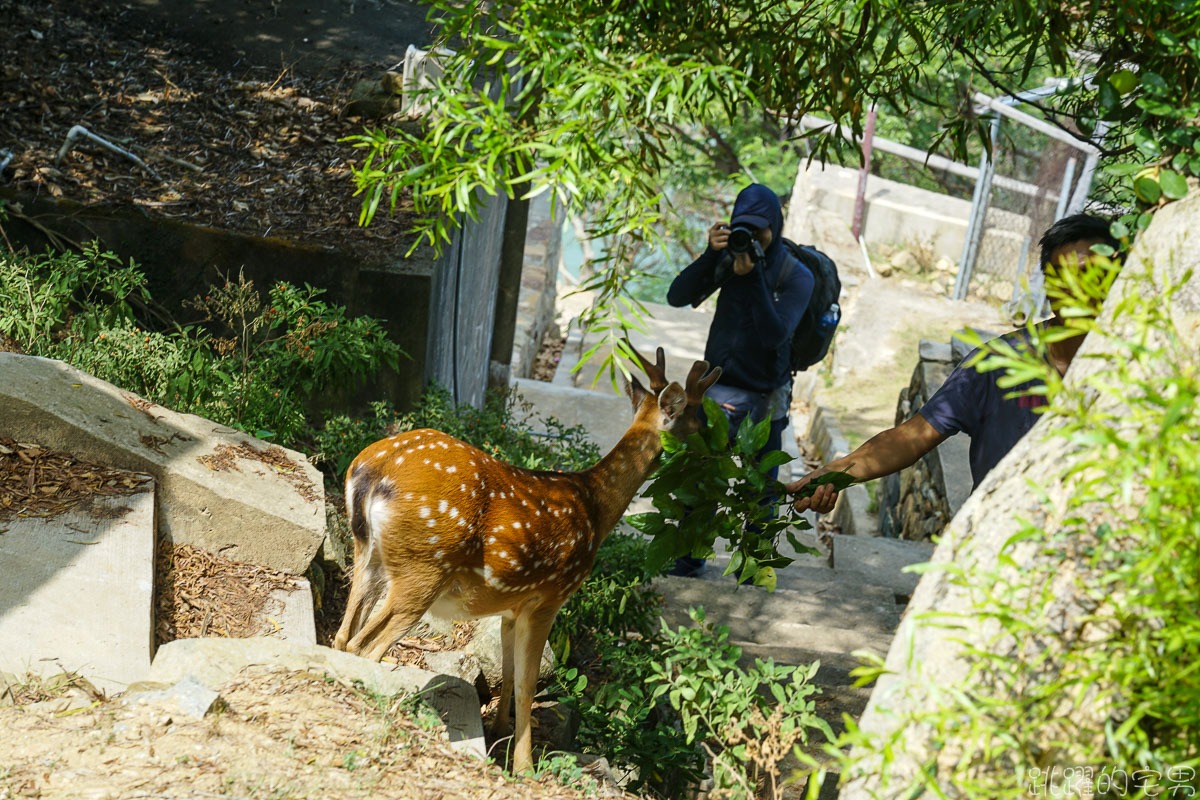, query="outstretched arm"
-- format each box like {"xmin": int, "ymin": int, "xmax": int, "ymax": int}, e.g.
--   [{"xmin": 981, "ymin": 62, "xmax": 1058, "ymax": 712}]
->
[{"xmin": 787, "ymin": 413, "xmax": 948, "ymax": 513}]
